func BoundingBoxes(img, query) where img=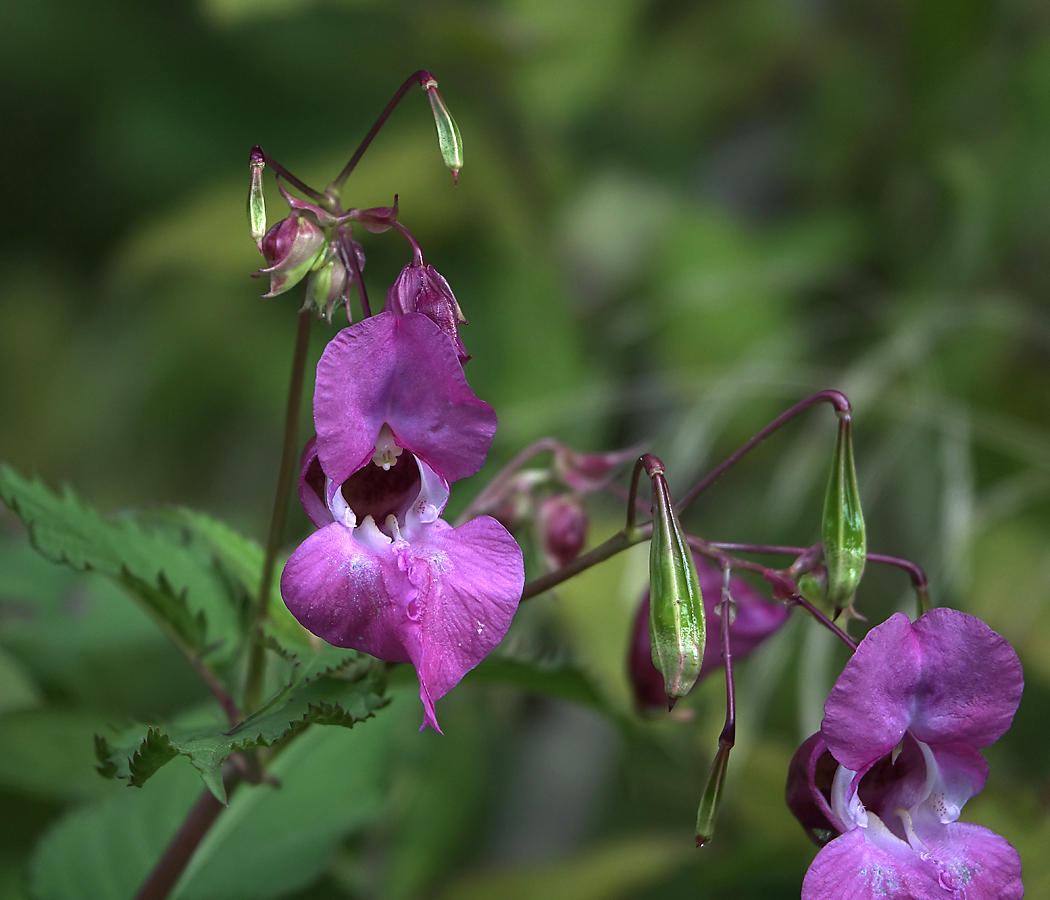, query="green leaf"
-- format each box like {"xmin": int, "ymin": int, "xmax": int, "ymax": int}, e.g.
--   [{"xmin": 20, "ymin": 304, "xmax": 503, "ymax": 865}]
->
[
  {"xmin": 95, "ymin": 648, "xmax": 384, "ymax": 803},
  {"xmin": 29, "ymin": 701, "xmax": 409, "ymax": 900},
  {"xmin": 0, "ymin": 465, "xmax": 244, "ymax": 663}
]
